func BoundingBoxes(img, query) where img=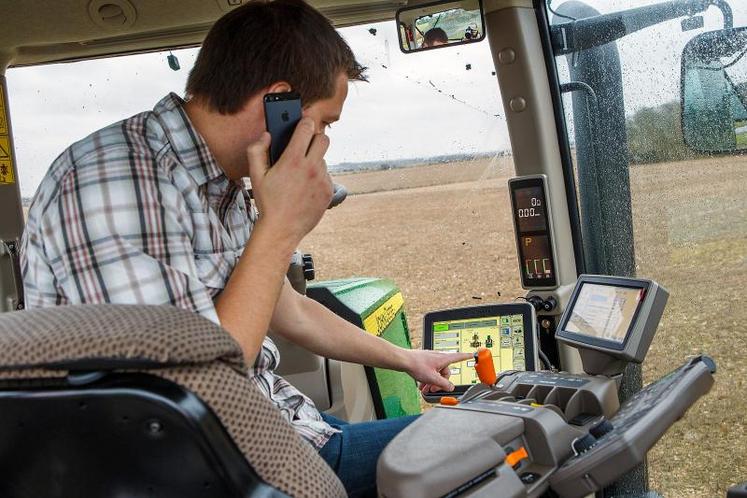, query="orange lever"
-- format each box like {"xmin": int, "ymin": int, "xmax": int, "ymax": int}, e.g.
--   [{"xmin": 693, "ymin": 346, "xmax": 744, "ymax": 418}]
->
[
  {"xmin": 439, "ymin": 396, "xmax": 459, "ymax": 406},
  {"xmin": 474, "ymin": 348, "xmax": 497, "ymax": 385},
  {"xmin": 505, "ymin": 446, "xmax": 529, "ymax": 468}
]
